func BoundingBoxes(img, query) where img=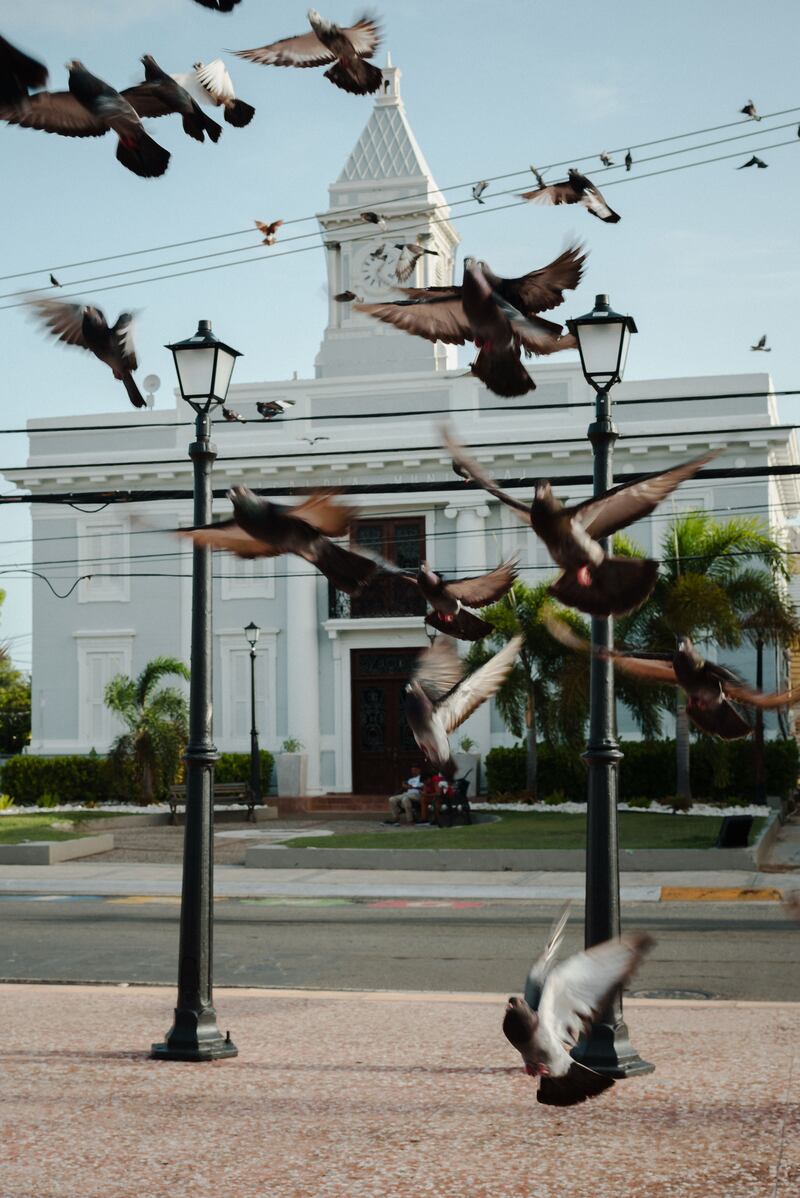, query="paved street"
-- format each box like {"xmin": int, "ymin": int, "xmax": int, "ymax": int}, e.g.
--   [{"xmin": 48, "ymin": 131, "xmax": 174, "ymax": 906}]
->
[{"xmin": 2, "ymin": 895, "xmax": 797, "ymax": 1000}]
